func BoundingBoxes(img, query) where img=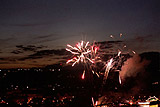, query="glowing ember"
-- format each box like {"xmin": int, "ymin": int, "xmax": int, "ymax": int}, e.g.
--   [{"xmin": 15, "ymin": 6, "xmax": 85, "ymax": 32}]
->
[
  {"xmin": 120, "ymin": 33, "xmax": 123, "ymax": 37},
  {"xmin": 119, "ymin": 75, "xmax": 121, "ymax": 84},
  {"xmin": 95, "ymin": 101, "xmax": 98, "ymax": 106},
  {"xmin": 118, "ymin": 50, "xmax": 121, "ymax": 57},
  {"xmin": 91, "ymin": 97, "xmax": 94, "ymax": 106},
  {"xmin": 110, "ymin": 35, "xmax": 114, "ymax": 38},
  {"xmin": 81, "ymin": 70, "xmax": 85, "ymax": 79},
  {"xmin": 132, "ymin": 50, "xmax": 136, "ymax": 54}
]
